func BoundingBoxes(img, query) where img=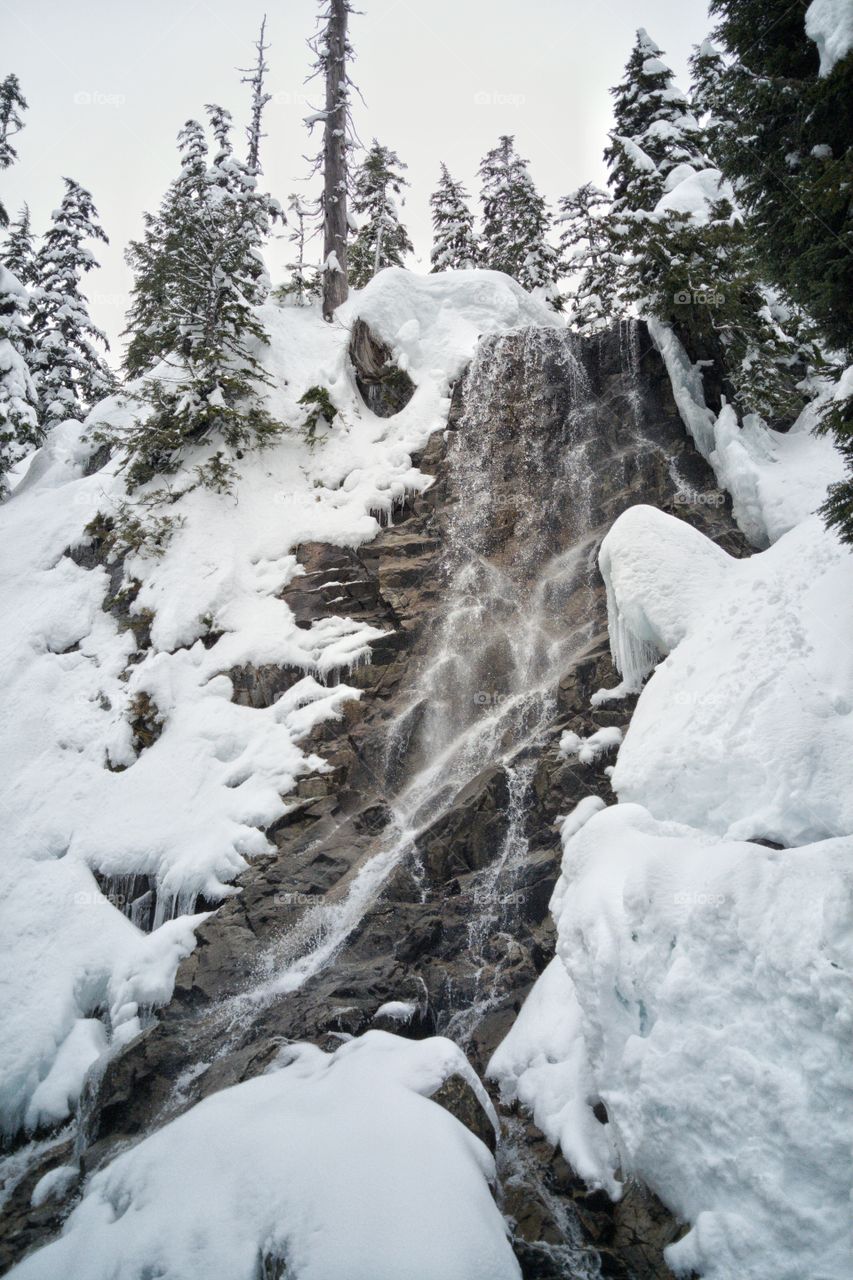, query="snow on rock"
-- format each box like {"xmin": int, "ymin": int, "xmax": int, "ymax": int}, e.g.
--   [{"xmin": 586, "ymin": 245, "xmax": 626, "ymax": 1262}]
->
[
  {"xmin": 648, "ymin": 318, "xmax": 845, "ymax": 546},
  {"xmin": 806, "ymin": 0, "xmax": 853, "ymax": 75},
  {"xmin": 598, "ymin": 505, "xmax": 853, "ymax": 846},
  {"xmin": 11, "ymin": 1032, "xmax": 521, "ymax": 1280},
  {"xmin": 0, "ymin": 268, "xmax": 560, "ymax": 1138},
  {"xmin": 524, "ymin": 803, "xmax": 853, "ymax": 1280},
  {"xmin": 558, "ymin": 725, "xmax": 623, "ymax": 764},
  {"xmin": 488, "ymin": 957, "xmax": 619, "ymax": 1197},
  {"xmin": 338, "ymin": 266, "xmax": 561, "ymax": 387},
  {"xmin": 598, "ymin": 504, "xmax": 730, "ymax": 694}
]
